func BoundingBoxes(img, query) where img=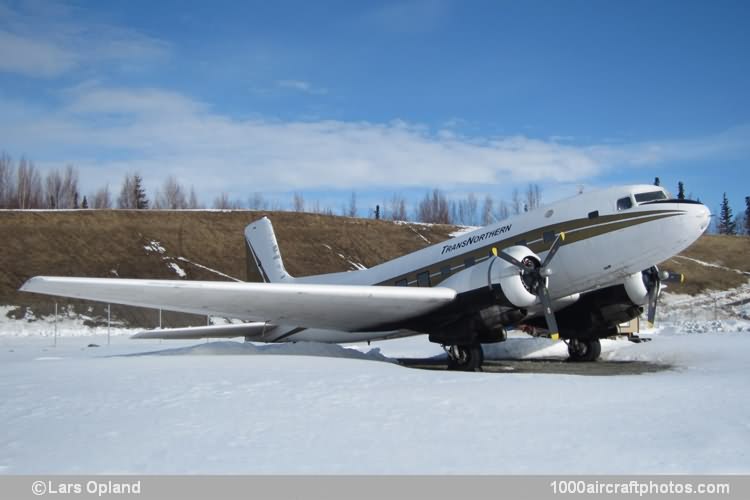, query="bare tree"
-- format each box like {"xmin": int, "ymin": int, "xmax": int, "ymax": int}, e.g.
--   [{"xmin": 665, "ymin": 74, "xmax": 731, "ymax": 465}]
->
[
  {"xmin": 188, "ymin": 186, "xmax": 201, "ymax": 209},
  {"xmin": 41, "ymin": 165, "xmax": 79, "ymax": 209},
  {"xmin": 154, "ymin": 175, "xmax": 188, "ymax": 209},
  {"xmin": 45, "ymin": 169, "xmax": 63, "ymax": 208},
  {"xmin": 117, "ymin": 175, "xmax": 135, "ymax": 208},
  {"xmin": 496, "ymin": 199, "xmax": 509, "ymax": 221},
  {"xmin": 60, "ymin": 165, "xmax": 78, "ymax": 208},
  {"xmin": 93, "ymin": 184, "xmax": 112, "ymax": 208},
  {"xmin": 347, "ymin": 192, "xmax": 357, "ymax": 218},
  {"xmin": 0, "ymin": 153, "xmax": 14, "ymax": 208},
  {"xmin": 247, "ymin": 192, "xmax": 268, "ymax": 210},
  {"xmin": 389, "ymin": 193, "xmax": 408, "ymax": 221},
  {"xmin": 525, "ymin": 183, "xmax": 542, "ymax": 211},
  {"xmin": 511, "ymin": 188, "xmax": 522, "ymax": 215},
  {"xmin": 292, "ymin": 192, "xmax": 305, "ymax": 212},
  {"xmin": 16, "ymin": 158, "xmax": 43, "ymax": 209},
  {"xmin": 212, "ymin": 192, "xmax": 241, "ymax": 209},
  {"xmin": 481, "ymin": 195, "xmax": 494, "ymax": 225},
  {"xmin": 466, "ymin": 193, "xmax": 478, "ymax": 225},
  {"xmin": 417, "ymin": 189, "xmax": 450, "ymax": 224}
]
